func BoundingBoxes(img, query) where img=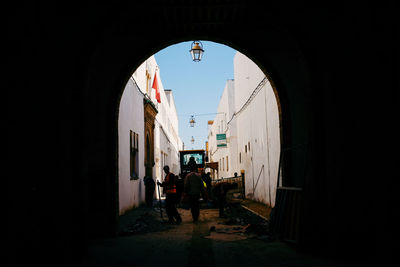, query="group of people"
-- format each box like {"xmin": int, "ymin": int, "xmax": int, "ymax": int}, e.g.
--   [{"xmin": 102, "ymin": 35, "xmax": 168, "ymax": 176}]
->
[
  {"xmin": 144, "ymin": 156, "xmax": 238, "ymax": 224},
  {"xmin": 157, "ymin": 157, "xmax": 205, "ymax": 224}
]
